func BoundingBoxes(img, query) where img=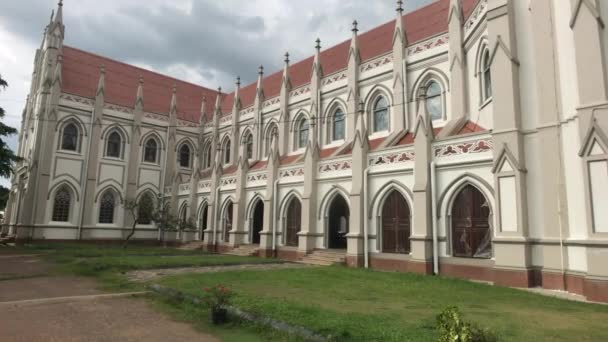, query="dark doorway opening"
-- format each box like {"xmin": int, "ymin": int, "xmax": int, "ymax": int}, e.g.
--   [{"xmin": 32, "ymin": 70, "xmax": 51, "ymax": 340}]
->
[
  {"xmin": 328, "ymin": 195, "xmax": 349, "ymax": 249},
  {"xmin": 200, "ymin": 205, "xmax": 208, "ymax": 241},
  {"xmin": 285, "ymin": 198, "xmax": 301, "ymax": 247},
  {"xmin": 251, "ymin": 201, "xmax": 264, "ymax": 244}
]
